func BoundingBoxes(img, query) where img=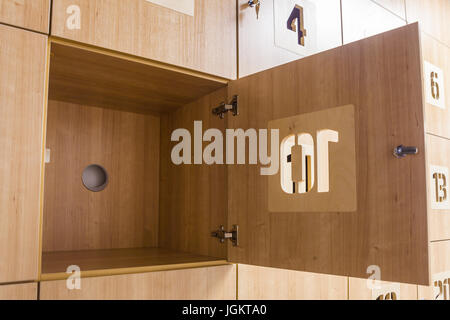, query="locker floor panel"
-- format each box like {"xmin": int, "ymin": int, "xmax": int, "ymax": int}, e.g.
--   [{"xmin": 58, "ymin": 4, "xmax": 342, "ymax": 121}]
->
[{"xmin": 41, "ymin": 247, "xmax": 227, "ymax": 281}]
